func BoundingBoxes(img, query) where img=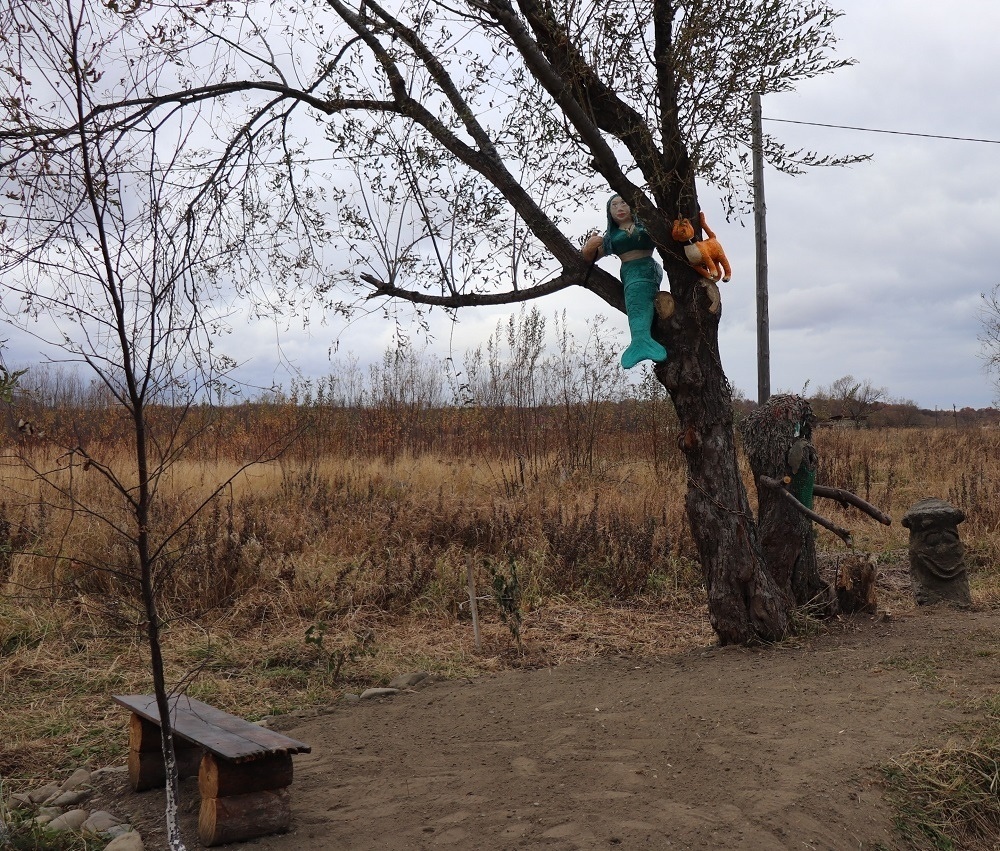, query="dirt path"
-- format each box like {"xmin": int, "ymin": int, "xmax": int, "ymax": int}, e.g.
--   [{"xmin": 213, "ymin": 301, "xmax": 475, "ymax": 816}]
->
[{"xmin": 96, "ymin": 604, "xmax": 1000, "ymax": 850}]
